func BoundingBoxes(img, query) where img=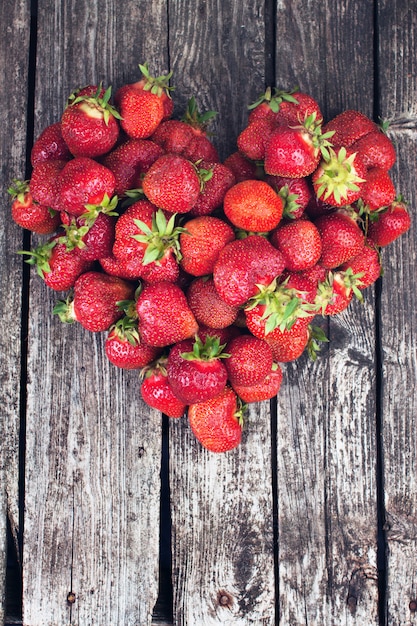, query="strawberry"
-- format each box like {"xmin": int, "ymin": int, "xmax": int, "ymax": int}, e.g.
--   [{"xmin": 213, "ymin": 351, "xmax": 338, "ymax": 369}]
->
[
  {"xmin": 99, "ymin": 253, "xmax": 146, "ymax": 281},
  {"xmin": 21, "ymin": 235, "xmax": 92, "ymax": 291},
  {"xmin": 339, "ymin": 239, "xmax": 381, "ymax": 289},
  {"xmin": 102, "ymin": 138, "xmax": 164, "ymax": 196},
  {"xmin": 223, "ymin": 151, "xmax": 260, "ymax": 183},
  {"xmin": 231, "ymin": 363, "xmax": 283, "ymax": 403},
  {"xmin": 314, "ymin": 210, "xmax": 365, "ymax": 269},
  {"xmin": 59, "ymin": 211, "xmax": 116, "ymax": 261},
  {"xmin": 186, "ymin": 277, "xmax": 239, "ymax": 329},
  {"xmin": 141, "ymin": 154, "xmax": 202, "ymax": 214},
  {"xmin": 29, "ymin": 159, "xmax": 68, "ymax": 210},
  {"xmin": 136, "ymin": 281, "xmax": 198, "ymax": 347},
  {"xmin": 140, "ymin": 358, "xmax": 187, "ymax": 418},
  {"xmin": 213, "ymin": 235, "xmax": 286, "ymax": 307},
  {"xmin": 270, "ymin": 217, "xmax": 322, "ymax": 271},
  {"xmin": 179, "ymin": 215, "xmax": 235, "ymax": 276},
  {"xmin": 197, "ymin": 324, "xmax": 241, "ymax": 346},
  {"xmin": 360, "ymin": 167, "xmax": 396, "ymax": 211},
  {"xmin": 264, "ymin": 113, "xmax": 333, "ymax": 178},
  {"xmin": 237, "ymin": 117, "xmax": 277, "ymax": 161},
  {"xmin": 322, "ymin": 110, "xmax": 376, "ymax": 147},
  {"xmin": 264, "ymin": 325, "xmax": 310, "ymax": 362},
  {"xmin": 189, "ymin": 161, "xmax": 236, "ymax": 216},
  {"xmin": 105, "ymin": 316, "xmax": 161, "ymax": 369},
  {"xmin": 223, "ymin": 179, "xmax": 284, "ymax": 232},
  {"xmin": 314, "ymin": 269, "xmax": 360, "ymax": 316},
  {"xmin": 248, "ymin": 87, "xmax": 323, "ymax": 126},
  {"xmin": 166, "ymin": 335, "xmax": 229, "ymax": 404},
  {"xmin": 30, "ymin": 122, "xmax": 72, "ymax": 166},
  {"xmin": 350, "ymin": 128, "xmax": 396, "ymax": 171},
  {"xmin": 367, "ymin": 199, "xmax": 411, "ymax": 246},
  {"xmin": 188, "ymin": 386, "xmax": 244, "ymax": 453},
  {"xmin": 312, "ymin": 147, "xmax": 367, "ymax": 206},
  {"xmin": 54, "ymin": 271, "xmax": 136, "ymax": 332},
  {"xmin": 9, "ymin": 179, "xmax": 61, "ymax": 234},
  {"xmin": 58, "ymin": 157, "xmax": 116, "ymax": 217},
  {"xmin": 61, "ymin": 84, "xmax": 121, "ymax": 157},
  {"xmin": 224, "ymin": 333, "xmax": 273, "ymax": 386},
  {"xmin": 265, "ymin": 175, "xmax": 313, "ymax": 219}
]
